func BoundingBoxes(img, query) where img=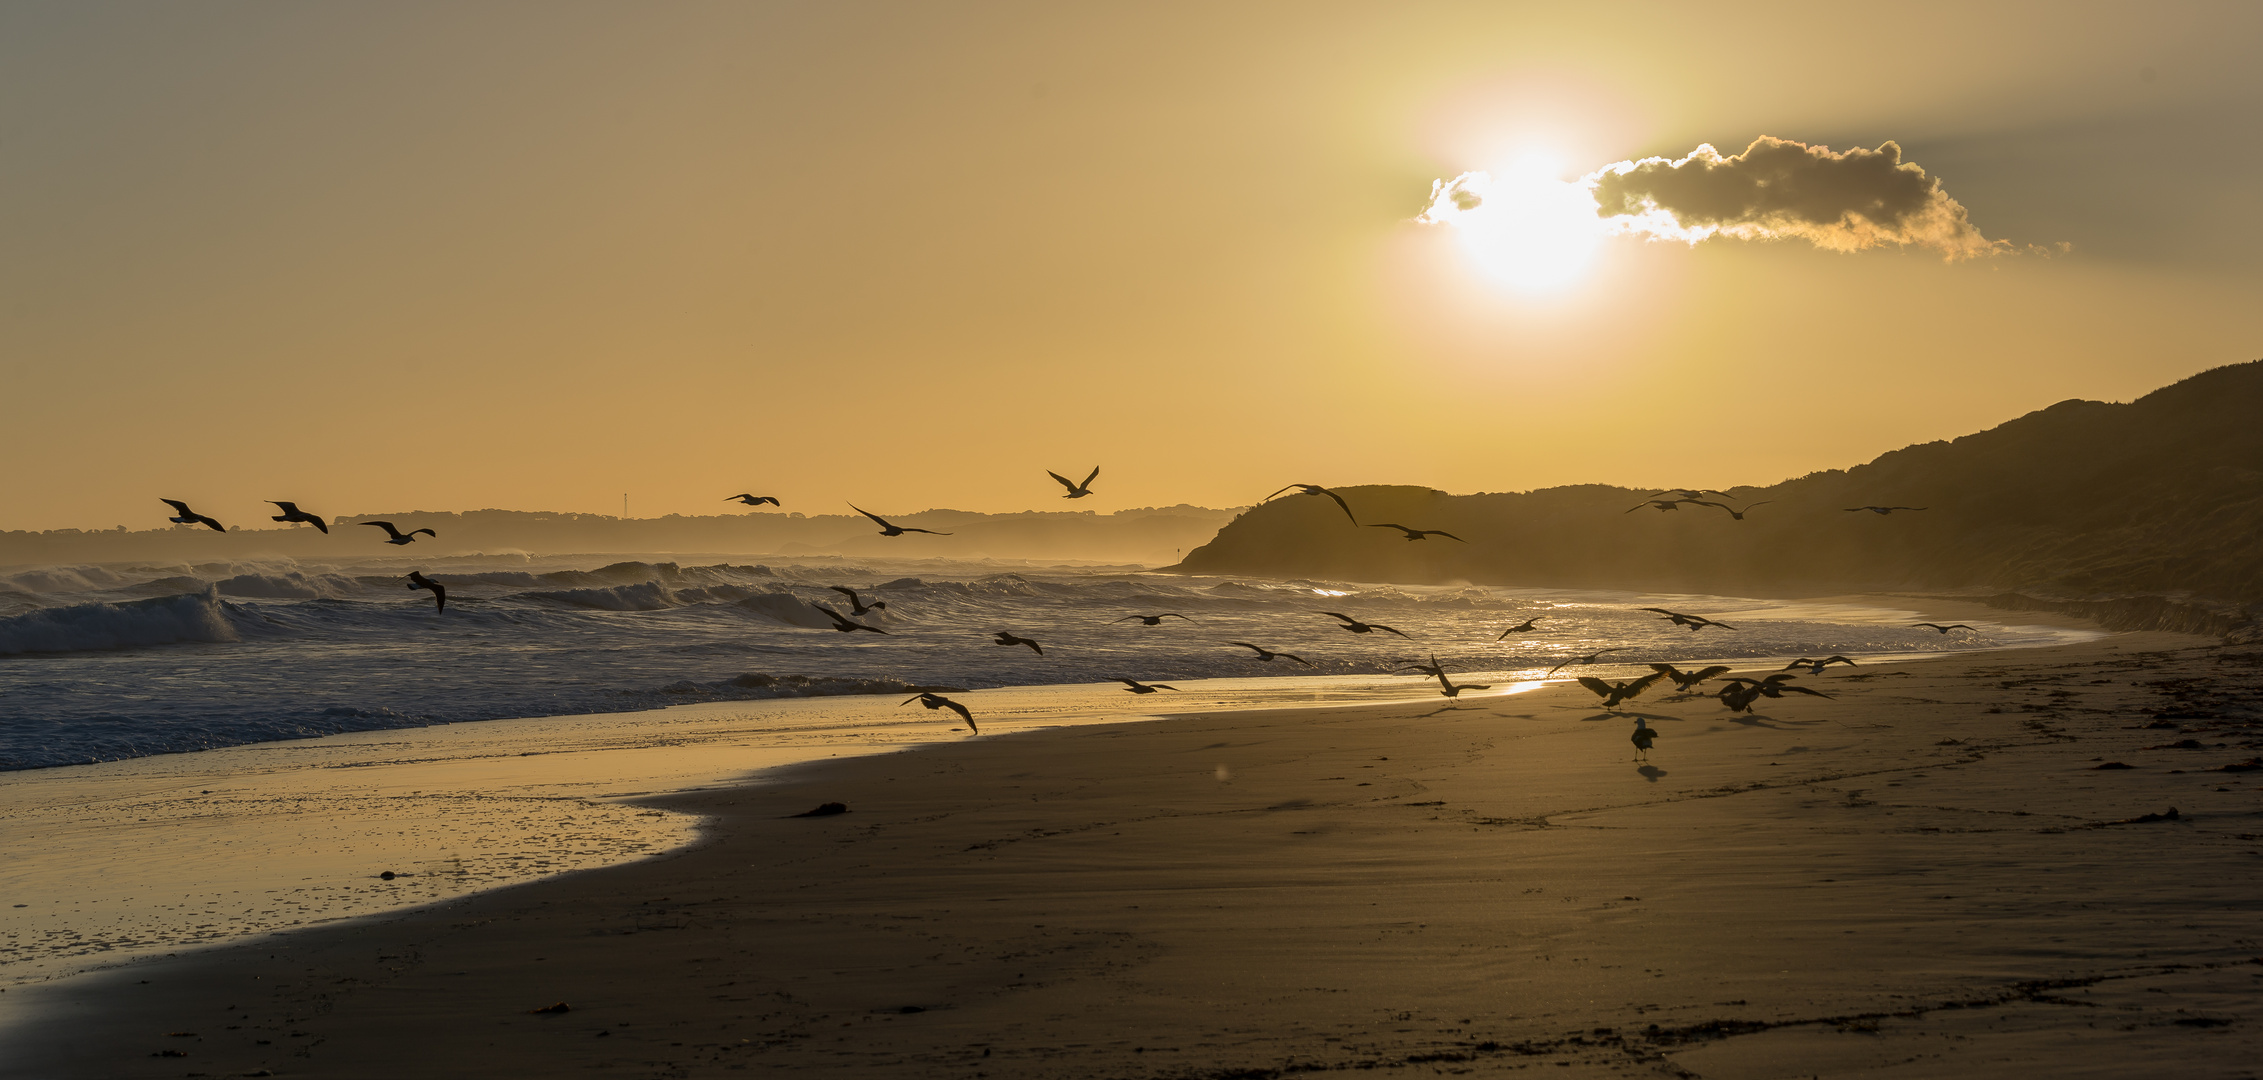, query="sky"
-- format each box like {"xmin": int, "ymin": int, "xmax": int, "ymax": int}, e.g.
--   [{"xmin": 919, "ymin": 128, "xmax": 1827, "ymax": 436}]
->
[{"xmin": 5, "ymin": 1, "xmax": 2261, "ymax": 532}]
